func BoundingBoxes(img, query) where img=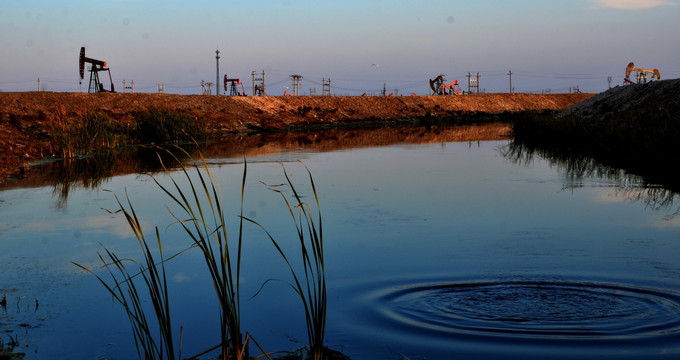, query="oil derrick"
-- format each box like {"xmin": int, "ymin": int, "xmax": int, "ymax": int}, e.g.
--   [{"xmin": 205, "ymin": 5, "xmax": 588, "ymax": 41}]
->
[
  {"xmin": 79, "ymin": 47, "xmax": 115, "ymax": 93},
  {"xmin": 251, "ymin": 70, "xmax": 266, "ymax": 96},
  {"xmin": 290, "ymin": 75, "xmax": 303, "ymax": 96},
  {"xmin": 224, "ymin": 75, "xmax": 247, "ymax": 96}
]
